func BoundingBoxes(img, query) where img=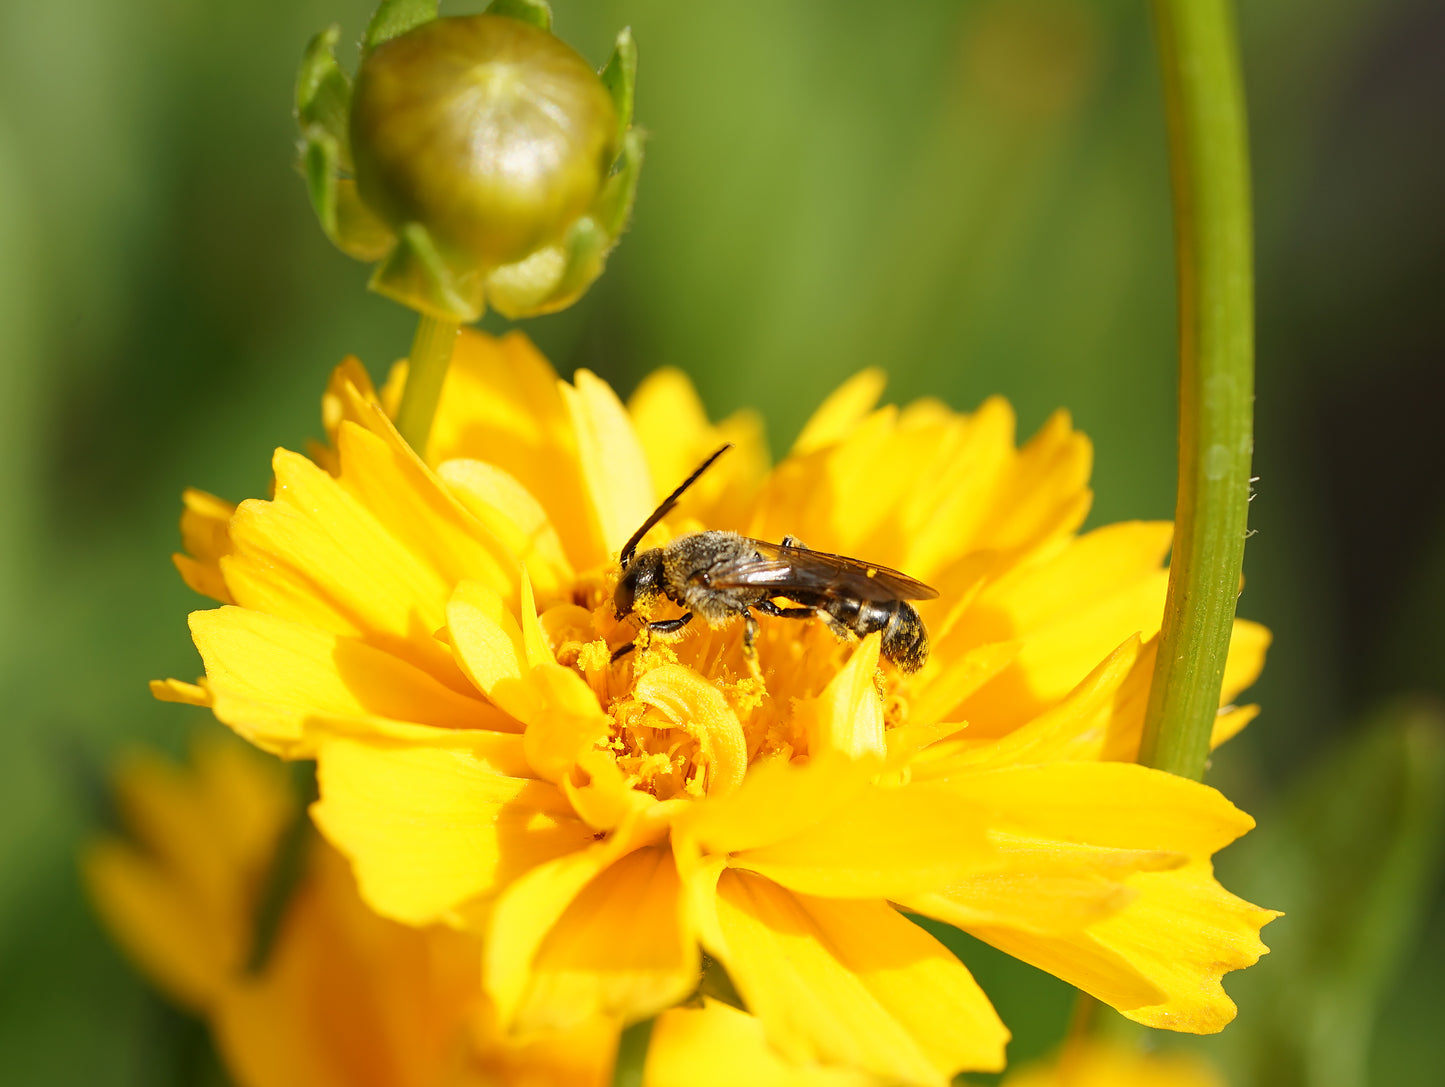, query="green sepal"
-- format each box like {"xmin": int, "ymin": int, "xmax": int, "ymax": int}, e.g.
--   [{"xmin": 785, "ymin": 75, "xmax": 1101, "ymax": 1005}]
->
[
  {"xmin": 484, "ymin": 0, "xmax": 552, "ymax": 32},
  {"xmin": 599, "ymin": 27, "xmax": 637, "ymax": 144},
  {"xmin": 364, "ymin": 0, "xmax": 439, "ymax": 52},
  {"xmin": 299, "ymin": 123, "xmax": 393, "ymax": 262},
  {"xmin": 594, "ymin": 128, "xmax": 645, "ymax": 238},
  {"xmin": 295, "ymin": 26, "xmax": 352, "ymax": 170},
  {"xmin": 370, "ymin": 222, "xmax": 484, "ymax": 322},
  {"xmin": 486, "ymin": 218, "xmax": 604, "ymax": 319}
]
